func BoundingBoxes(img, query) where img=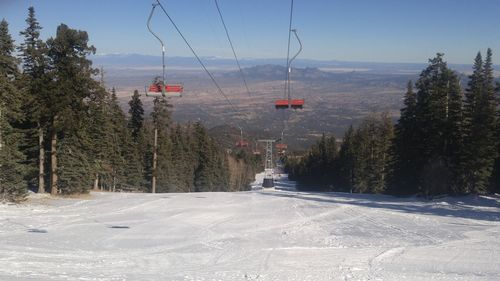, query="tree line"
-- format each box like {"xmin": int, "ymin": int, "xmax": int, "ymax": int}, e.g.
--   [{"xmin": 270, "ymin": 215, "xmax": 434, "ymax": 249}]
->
[
  {"xmin": 287, "ymin": 52, "xmax": 500, "ymax": 196},
  {"xmin": 0, "ymin": 8, "xmax": 256, "ymax": 201}
]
